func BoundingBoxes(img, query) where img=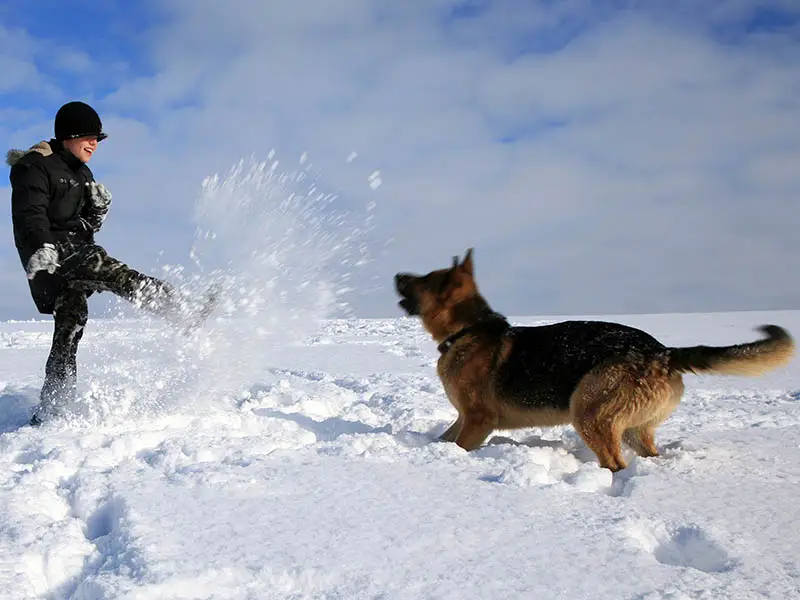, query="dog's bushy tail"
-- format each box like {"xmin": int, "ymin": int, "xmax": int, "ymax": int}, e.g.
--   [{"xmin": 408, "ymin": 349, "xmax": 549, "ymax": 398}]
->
[{"xmin": 667, "ymin": 325, "xmax": 794, "ymax": 376}]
